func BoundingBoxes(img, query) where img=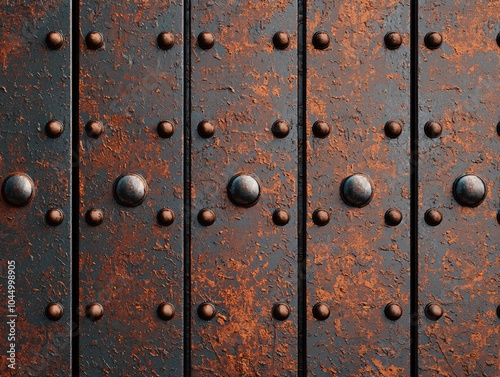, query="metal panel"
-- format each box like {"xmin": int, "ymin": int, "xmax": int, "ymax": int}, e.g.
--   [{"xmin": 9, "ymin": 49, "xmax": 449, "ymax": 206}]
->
[
  {"xmin": 418, "ymin": 1, "xmax": 500, "ymax": 375},
  {"xmin": 78, "ymin": 1, "xmax": 184, "ymax": 375},
  {"xmin": 190, "ymin": 1, "xmax": 298, "ymax": 375},
  {"xmin": 306, "ymin": 1, "xmax": 411, "ymax": 375},
  {"xmin": 0, "ymin": 1, "xmax": 72, "ymax": 375}
]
